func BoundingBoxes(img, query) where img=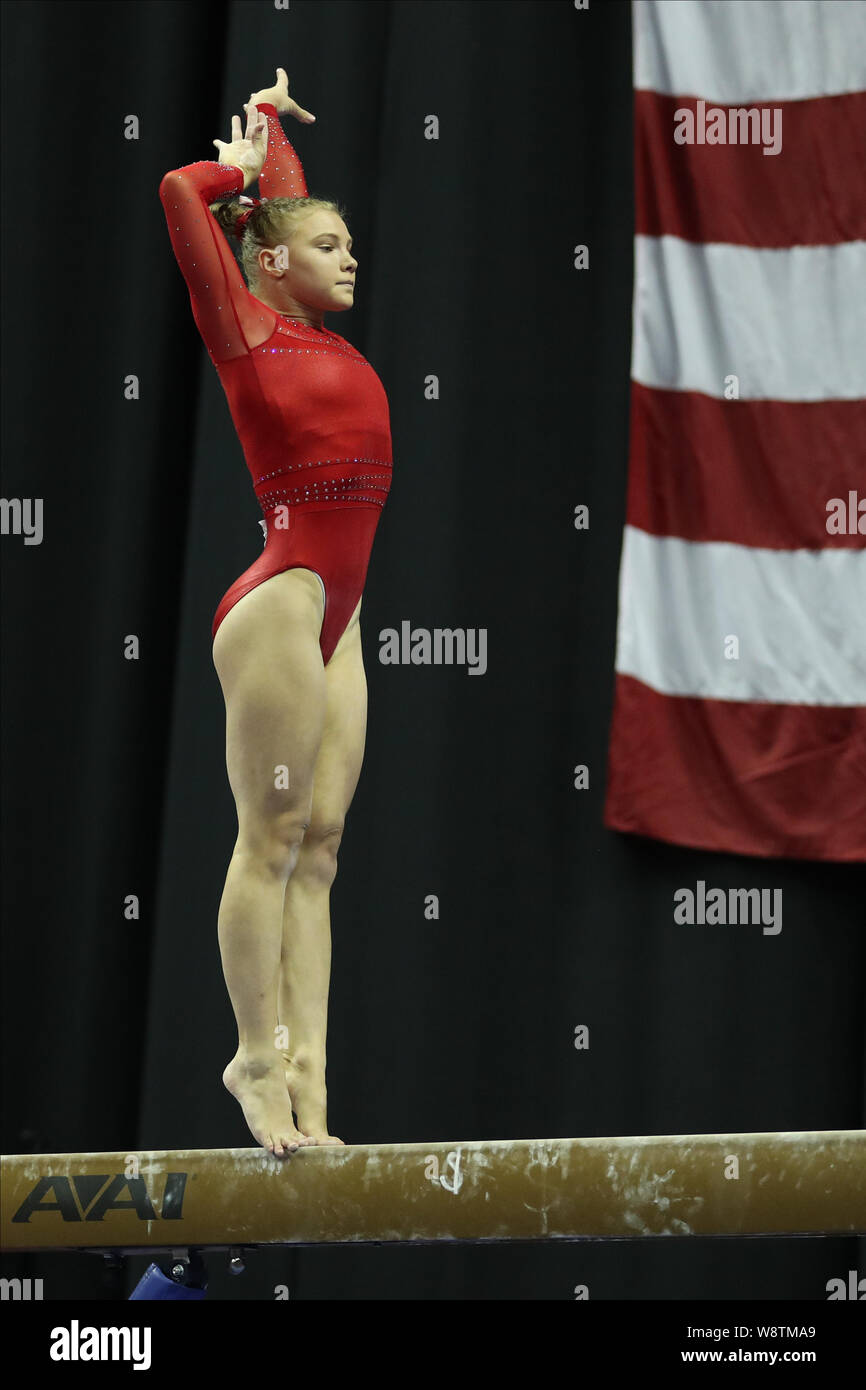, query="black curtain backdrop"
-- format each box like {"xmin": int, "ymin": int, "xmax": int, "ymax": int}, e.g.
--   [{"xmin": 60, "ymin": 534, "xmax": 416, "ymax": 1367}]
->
[{"xmin": 1, "ymin": 0, "xmax": 863, "ymax": 1304}]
